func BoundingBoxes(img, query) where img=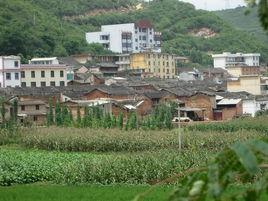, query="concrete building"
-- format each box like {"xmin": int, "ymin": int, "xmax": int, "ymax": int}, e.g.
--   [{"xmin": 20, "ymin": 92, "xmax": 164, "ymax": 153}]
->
[
  {"xmin": 227, "ymin": 65, "xmax": 260, "ymax": 77},
  {"xmin": 130, "ymin": 52, "xmax": 176, "ymax": 79},
  {"xmin": 21, "ymin": 57, "xmax": 72, "ymax": 87},
  {"xmin": 227, "ymin": 75, "xmax": 262, "ymax": 95},
  {"xmin": 0, "ymin": 56, "xmax": 21, "ymax": 87},
  {"xmin": 116, "ymin": 54, "xmax": 130, "ymax": 71},
  {"xmin": 212, "ymin": 52, "xmax": 260, "ymax": 69},
  {"xmin": 86, "ymin": 20, "xmax": 161, "ymax": 54}
]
